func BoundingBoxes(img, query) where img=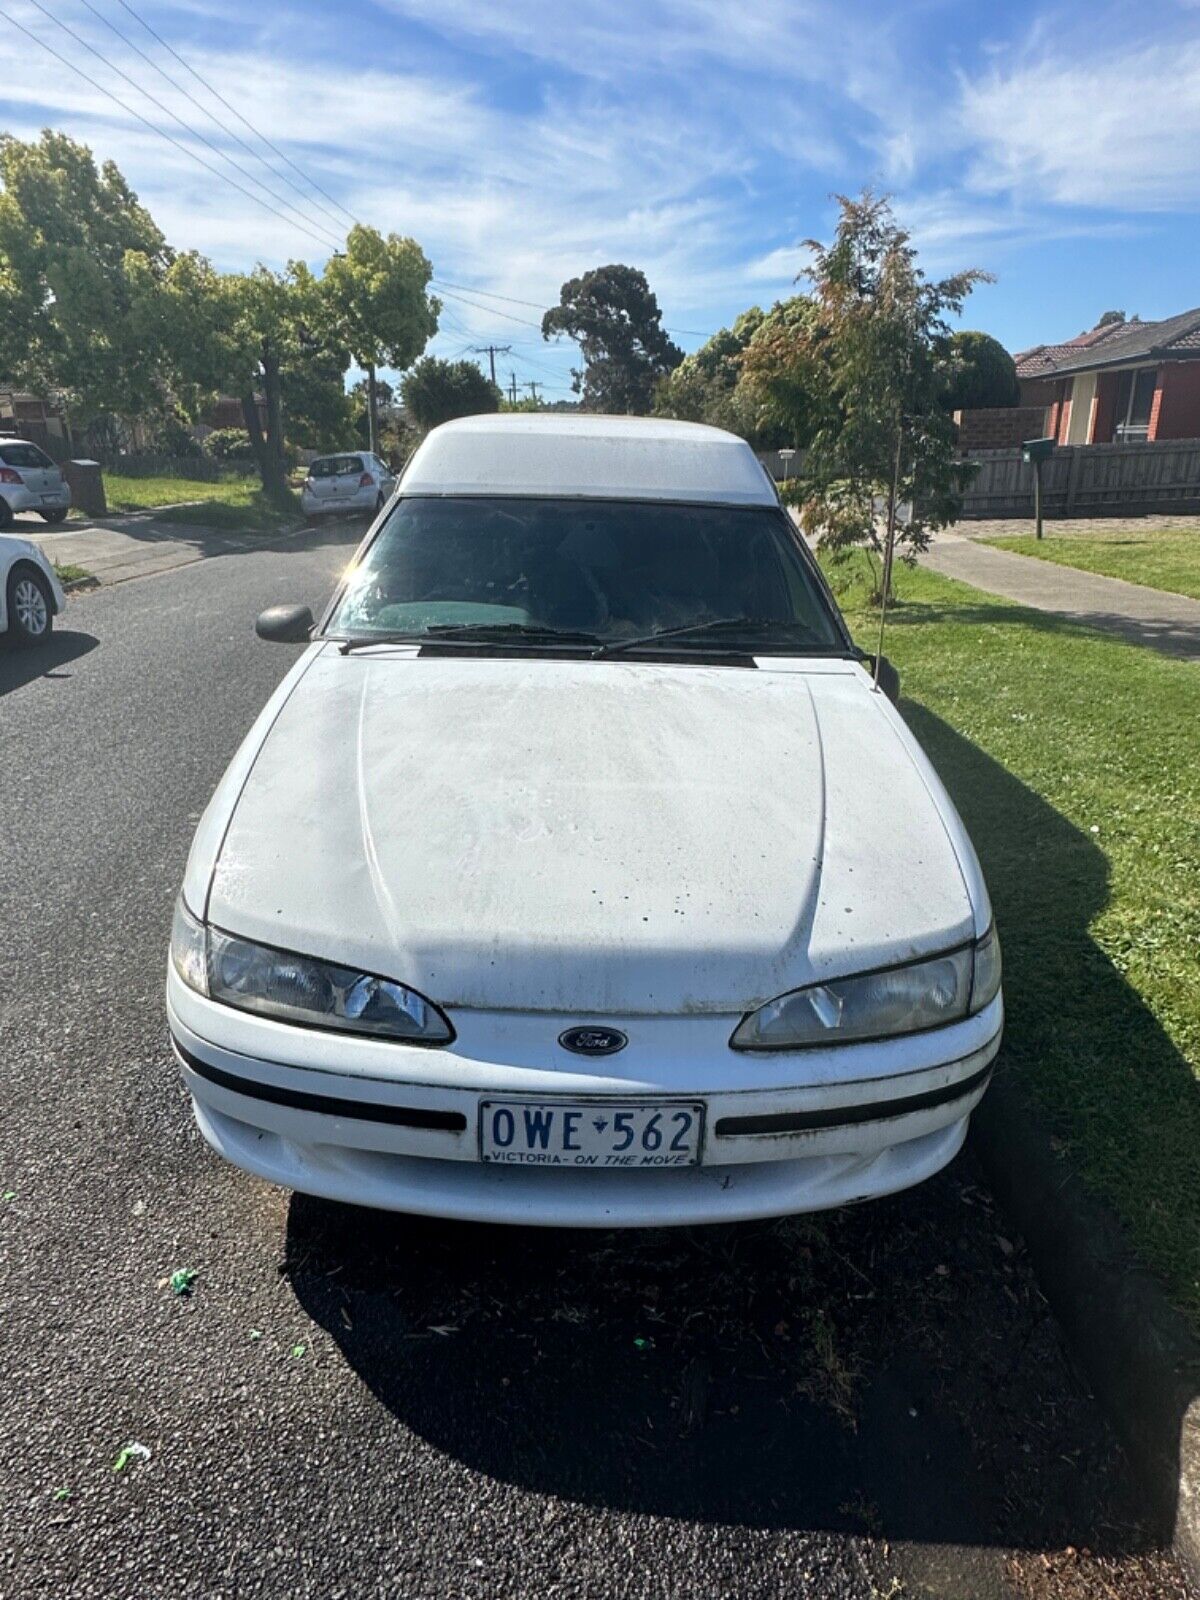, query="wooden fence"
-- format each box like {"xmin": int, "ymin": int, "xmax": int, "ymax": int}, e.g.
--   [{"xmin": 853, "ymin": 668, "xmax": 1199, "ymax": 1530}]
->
[{"xmin": 959, "ymin": 439, "xmax": 1200, "ymax": 519}]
